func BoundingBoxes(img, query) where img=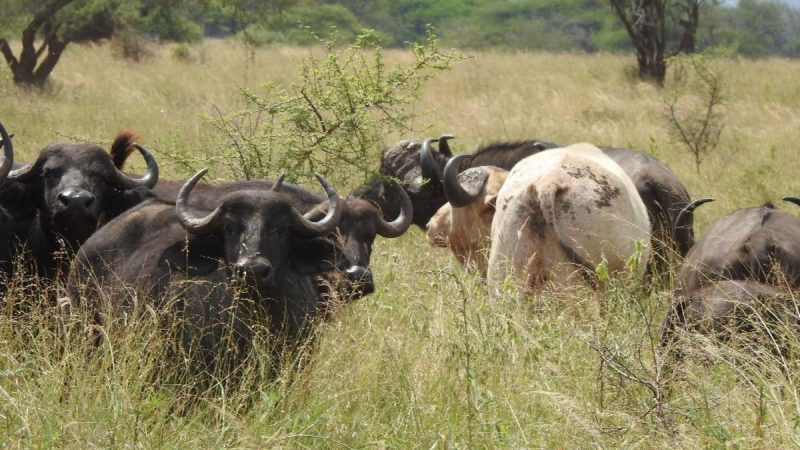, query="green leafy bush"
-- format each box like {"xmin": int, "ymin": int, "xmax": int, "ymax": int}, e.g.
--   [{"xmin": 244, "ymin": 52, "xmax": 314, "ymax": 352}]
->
[
  {"xmin": 208, "ymin": 28, "xmax": 462, "ymax": 185},
  {"xmin": 280, "ymin": 4, "xmax": 367, "ymax": 45}
]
